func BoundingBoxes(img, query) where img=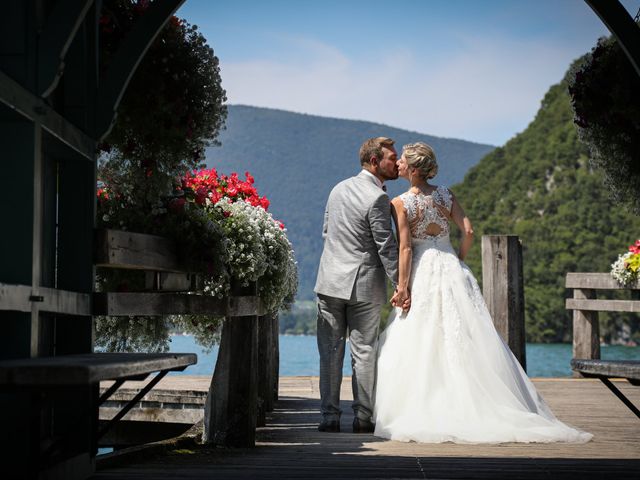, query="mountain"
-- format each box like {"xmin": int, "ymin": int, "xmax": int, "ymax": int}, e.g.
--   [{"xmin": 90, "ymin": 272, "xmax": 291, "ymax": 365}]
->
[
  {"xmin": 205, "ymin": 105, "xmax": 495, "ymax": 300},
  {"xmin": 452, "ymin": 59, "xmax": 640, "ymax": 343}
]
